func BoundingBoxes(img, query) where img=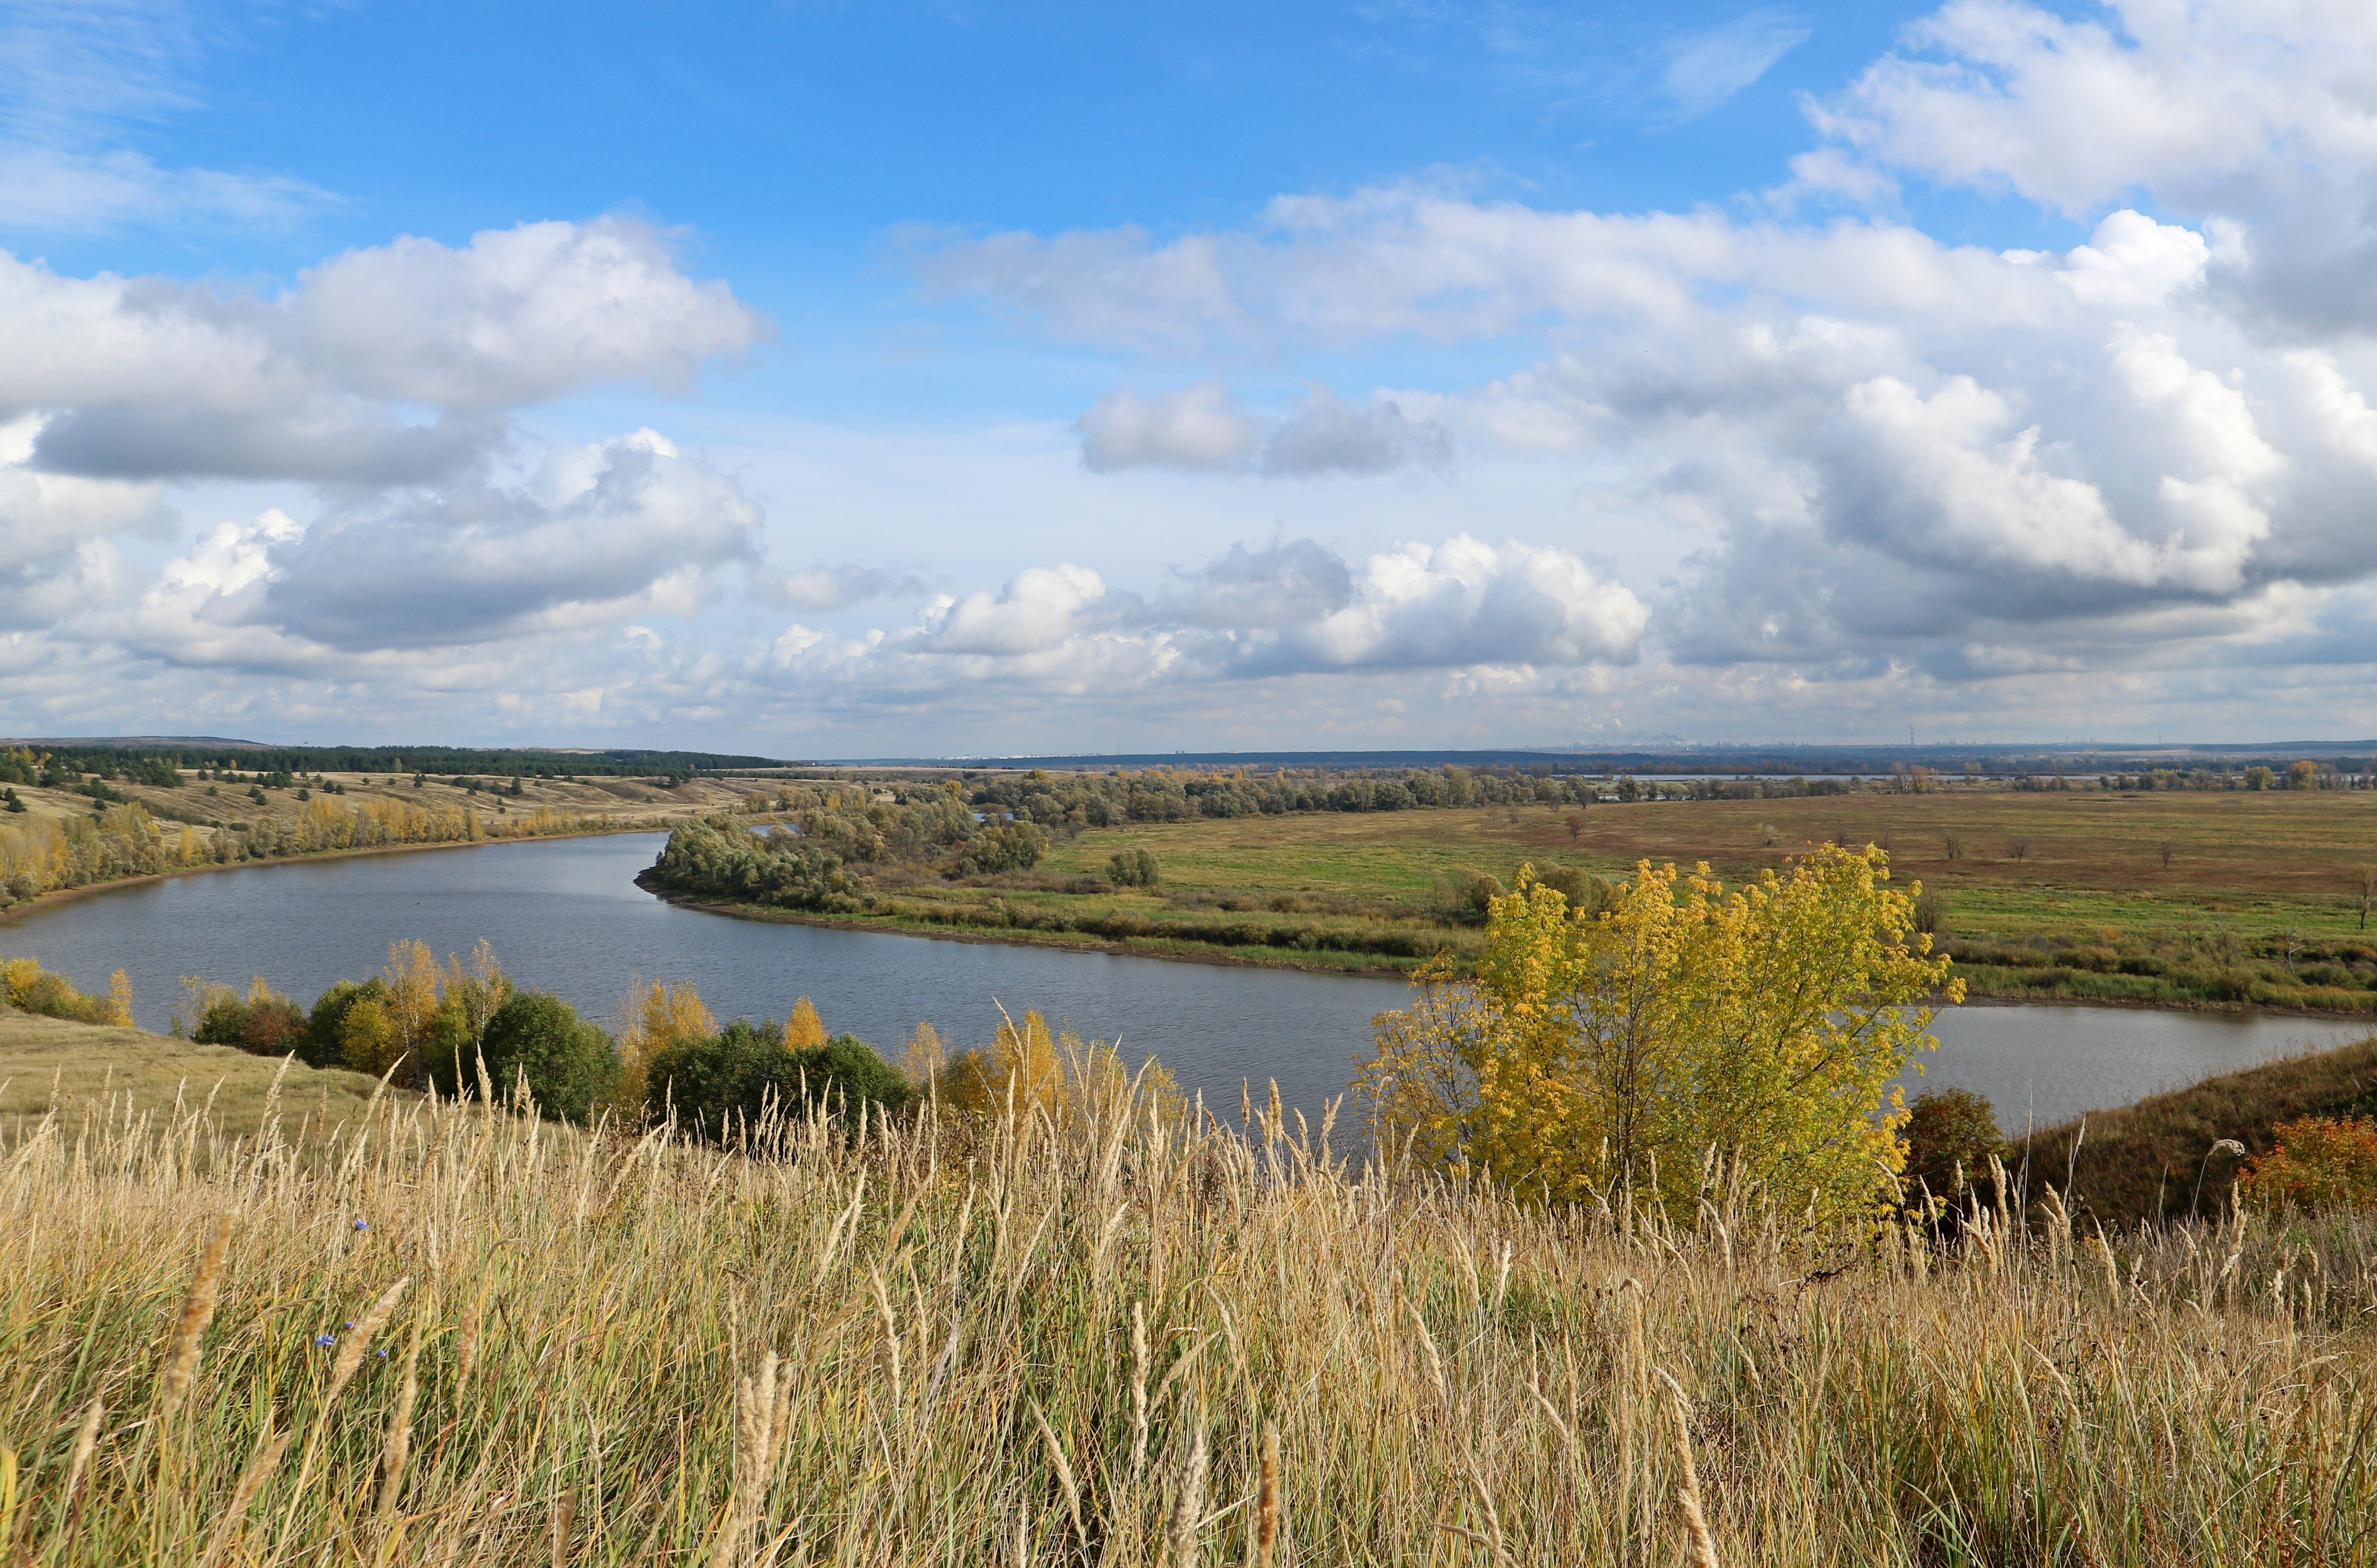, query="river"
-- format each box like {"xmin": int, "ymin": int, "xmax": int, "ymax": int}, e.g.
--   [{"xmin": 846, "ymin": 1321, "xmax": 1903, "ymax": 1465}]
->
[{"xmin": 3, "ymin": 832, "xmax": 2366, "ymax": 1129}]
